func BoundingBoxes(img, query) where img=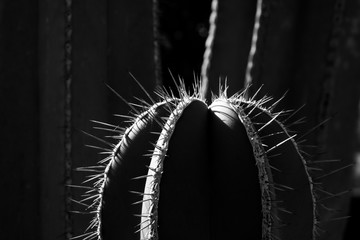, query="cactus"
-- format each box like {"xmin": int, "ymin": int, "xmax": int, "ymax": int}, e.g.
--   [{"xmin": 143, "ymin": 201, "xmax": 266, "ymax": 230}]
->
[
  {"xmin": 74, "ymin": 0, "xmax": 356, "ymax": 239},
  {"xmin": 75, "ymin": 80, "xmax": 333, "ymax": 240}
]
